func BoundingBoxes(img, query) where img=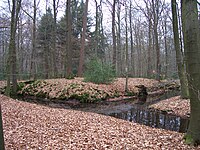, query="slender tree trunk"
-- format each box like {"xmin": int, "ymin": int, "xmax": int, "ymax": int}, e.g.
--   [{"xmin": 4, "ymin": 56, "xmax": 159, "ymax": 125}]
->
[
  {"xmin": 125, "ymin": 6, "xmax": 128, "ymax": 92},
  {"xmin": 17, "ymin": 18, "xmax": 22, "ymax": 80},
  {"xmin": 52, "ymin": 0, "xmax": 58, "ymax": 77},
  {"xmin": 116, "ymin": 1, "xmax": 121, "ymax": 76},
  {"xmin": 99, "ymin": 4, "xmax": 105, "ymax": 61},
  {"xmin": 44, "ymin": 46, "xmax": 49, "ymax": 79},
  {"xmin": 152, "ymin": 0, "xmax": 161, "ymax": 81},
  {"xmin": 138, "ymin": 30, "xmax": 142, "ymax": 77},
  {"xmin": 30, "ymin": 0, "xmax": 37, "ymax": 80},
  {"xmin": 6, "ymin": 40, "xmax": 12, "ymax": 96},
  {"xmin": 112, "ymin": 0, "xmax": 117, "ymax": 72},
  {"xmin": 163, "ymin": 19, "xmax": 168, "ymax": 78},
  {"xmin": 147, "ymin": 18, "xmax": 152, "ymax": 77},
  {"xmin": 171, "ymin": 0, "xmax": 189, "ymax": 98},
  {"xmin": 129, "ymin": 29, "xmax": 134, "ymax": 77},
  {"xmin": 0, "ymin": 105, "xmax": 5, "ymax": 150},
  {"xmin": 94, "ymin": 0, "xmax": 99, "ymax": 56},
  {"xmin": 134, "ymin": 24, "xmax": 140, "ymax": 77},
  {"xmin": 44, "ymin": 4, "xmax": 50, "ymax": 79},
  {"xmin": 78, "ymin": 0, "xmax": 89, "ymax": 77},
  {"xmin": 182, "ymin": 0, "xmax": 200, "ymax": 146},
  {"xmin": 154, "ymin": 22, "xmax": 160, "ymax": 80},
  {"xmin": 65, "ymin": 0, "xmax": 72, "ymax": 78},
  {"xmin": 129, "ymin": 1, "xmax": 134, "ymax": 77}
]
